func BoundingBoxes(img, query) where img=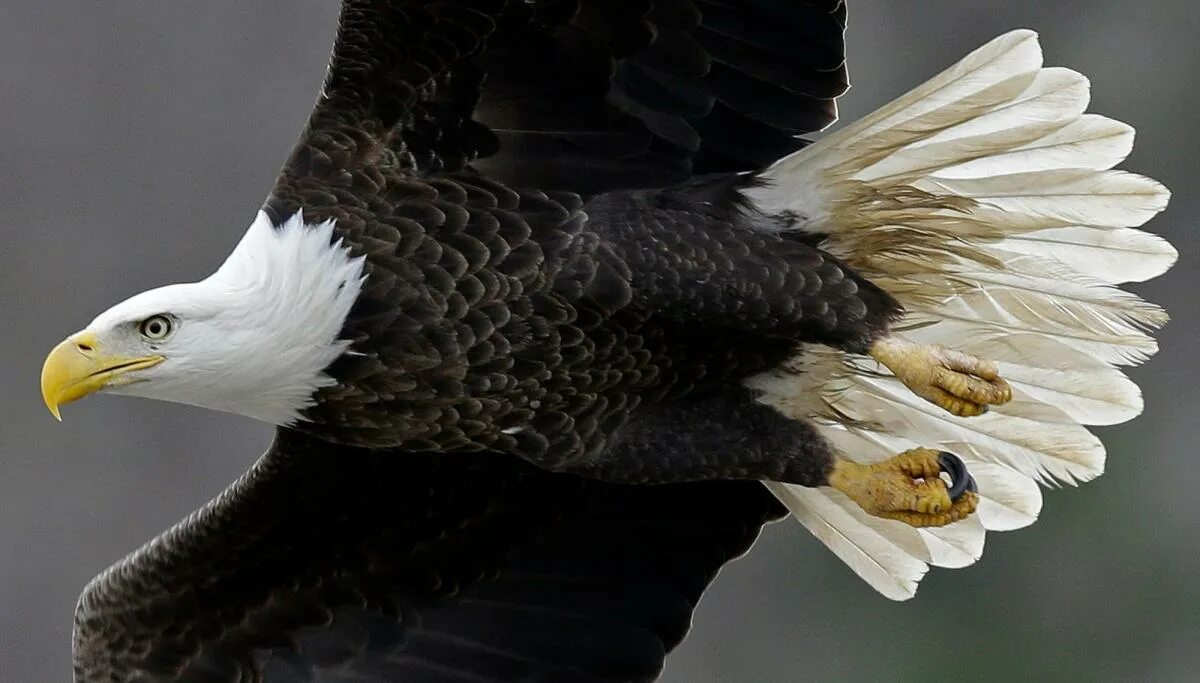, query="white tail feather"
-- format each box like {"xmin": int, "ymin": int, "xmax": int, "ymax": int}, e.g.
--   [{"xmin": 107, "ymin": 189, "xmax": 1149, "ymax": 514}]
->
[
  {"xmin": 916, "ymin": 170, "xmax": 1168, "ymax": 229},
  {"xmin": 937, "ymin": 115, "xmax": 1134, "ymax": 178},
  {"xmin": 921, "ymin": 516, "xmax": 986, "ymax": 569},
  {"xmin": 765, "ymin": 482, "xmax": 928, "ymax": 601},
  {"xmin": 745, "ymin": 30, "xmax": 1173, "ymax": 599},
  {"xmin": 993, "ymin": 226, "xmax": 1176, "ymax": 284}
]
